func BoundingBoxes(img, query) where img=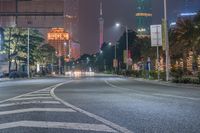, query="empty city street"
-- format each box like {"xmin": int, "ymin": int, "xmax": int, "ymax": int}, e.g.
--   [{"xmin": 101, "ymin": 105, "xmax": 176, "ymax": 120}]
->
[{"xmin": 0, "ymin": 75, "xmax": 200, "ymax": 133}]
